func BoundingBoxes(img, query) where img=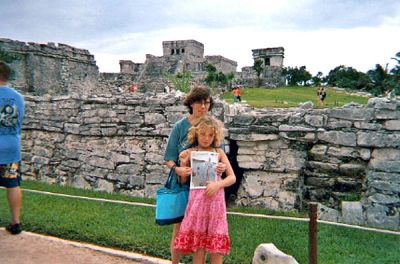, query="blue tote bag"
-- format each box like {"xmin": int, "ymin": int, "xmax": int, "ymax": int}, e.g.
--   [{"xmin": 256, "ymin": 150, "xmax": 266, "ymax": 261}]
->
[{"xmin": 155, "ymin": 168, "xmax": 189, "ymax": 226}]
